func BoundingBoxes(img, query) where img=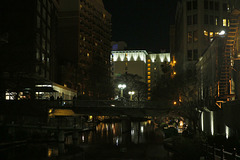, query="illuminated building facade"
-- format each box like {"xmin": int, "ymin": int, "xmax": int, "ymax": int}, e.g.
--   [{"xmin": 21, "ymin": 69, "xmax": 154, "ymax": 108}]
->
[
  {"xmin": 111, "ymin": 50, "xmax": 170, "ymax": 100},
  {"xmin": 0, "ymin": 0, "xmax": 77, "ymax": 100},
  {"xmin": 174, "ymin": 0, "xmax": 239, "ymax": 73},
  {"xmin": 196, "ymin": 9, "xmax": 240, "ymax": 136},
  {"xmin": 57, "ymin": 0, "xmax": 112, "ymax": 99}
]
